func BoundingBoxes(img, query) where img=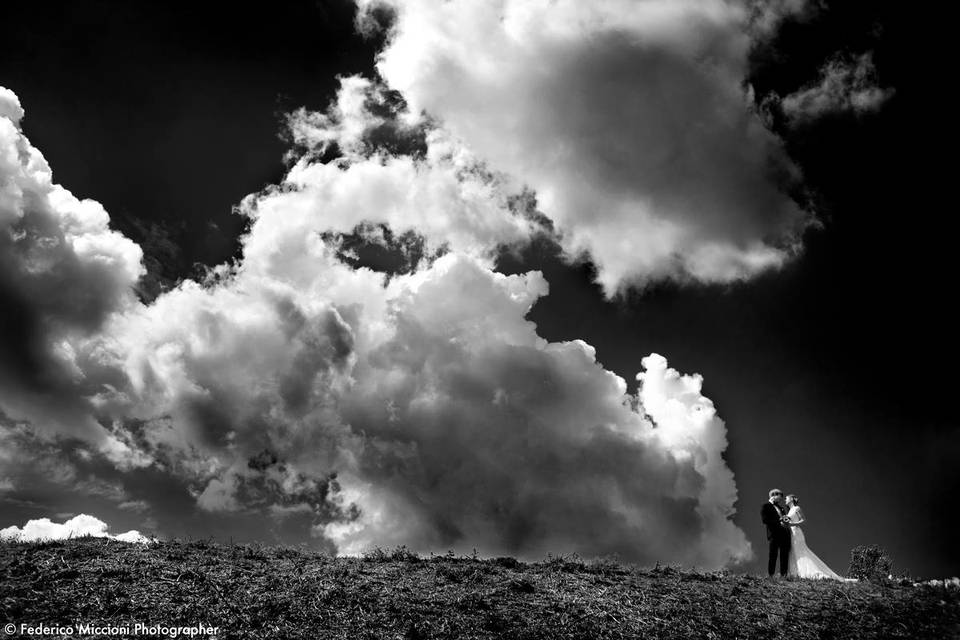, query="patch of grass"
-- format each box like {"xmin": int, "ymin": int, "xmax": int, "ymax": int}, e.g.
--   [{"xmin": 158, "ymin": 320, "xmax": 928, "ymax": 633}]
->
[{"xmin": 0, "ymin": 538, "xmax": 958, "ymax": 639}]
